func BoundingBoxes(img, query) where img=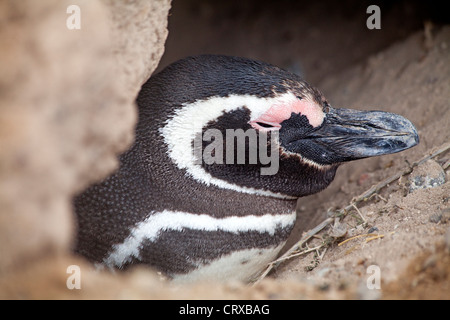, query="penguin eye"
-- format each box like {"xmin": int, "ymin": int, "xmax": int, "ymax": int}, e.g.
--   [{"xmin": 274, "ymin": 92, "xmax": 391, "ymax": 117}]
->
[{"xmin": 256, "ymin": 122, "xmax": 275, "ymax": 129}]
